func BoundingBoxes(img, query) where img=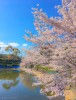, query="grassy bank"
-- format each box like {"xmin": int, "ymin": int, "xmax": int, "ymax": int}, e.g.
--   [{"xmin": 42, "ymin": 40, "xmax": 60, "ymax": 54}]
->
[{"xmin": 34, "ymin": 65, "xmax": 56, "ymax": 74}]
